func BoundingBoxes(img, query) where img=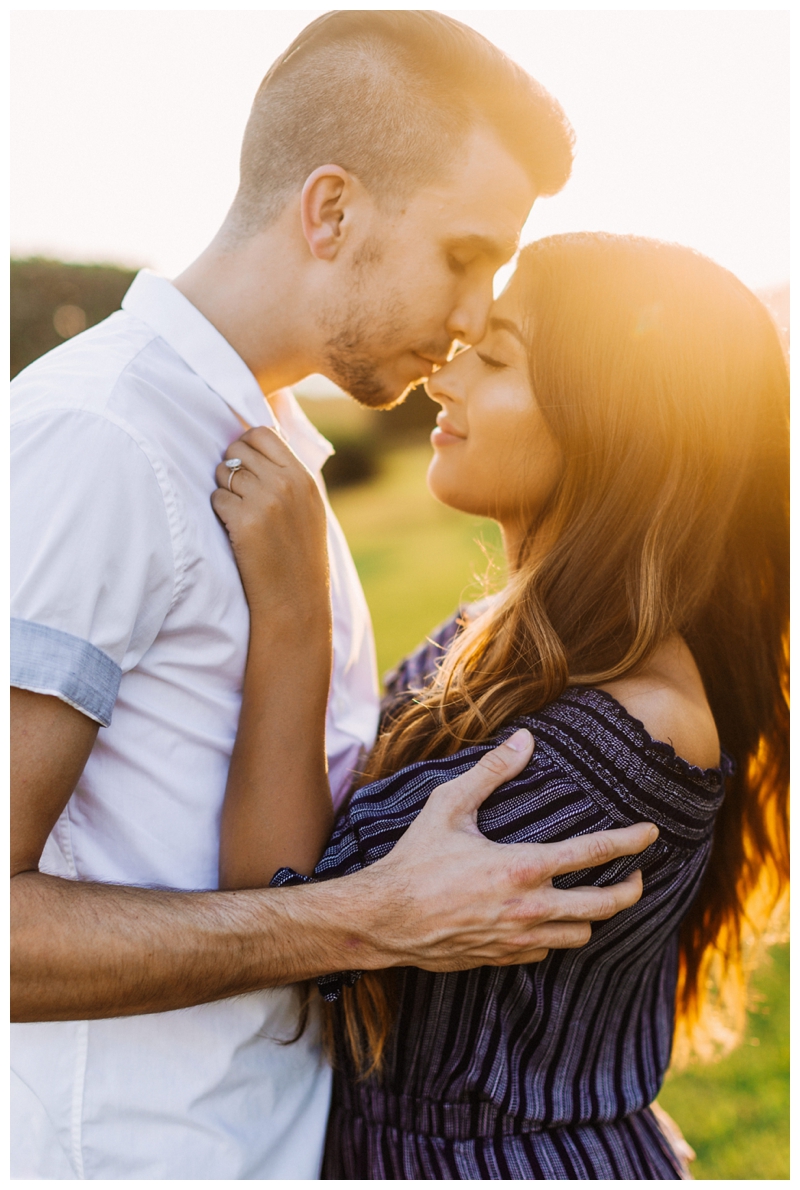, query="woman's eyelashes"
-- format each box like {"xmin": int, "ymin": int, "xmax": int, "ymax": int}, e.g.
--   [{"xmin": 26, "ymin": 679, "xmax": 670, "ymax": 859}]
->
[{"xmin": 476, "ymin": 350, "xmax": 508, "ymax": 370}]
